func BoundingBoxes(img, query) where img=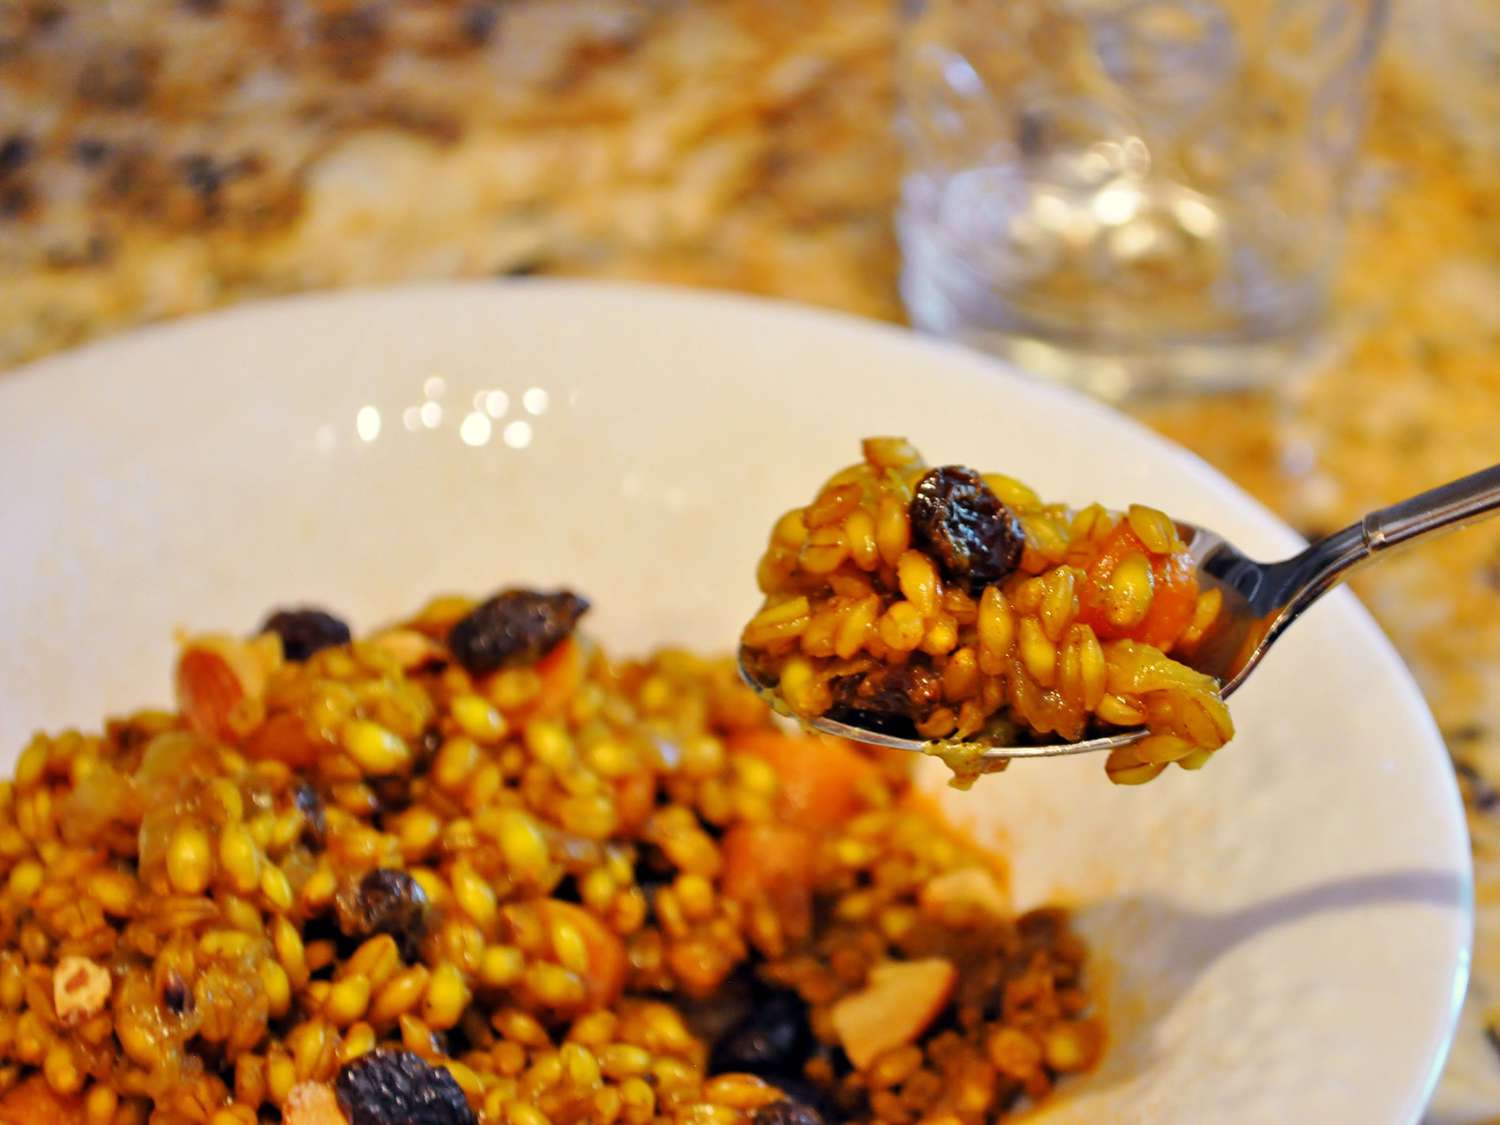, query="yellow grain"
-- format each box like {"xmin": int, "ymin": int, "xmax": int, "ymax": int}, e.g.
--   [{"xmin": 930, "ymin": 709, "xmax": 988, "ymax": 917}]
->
[
  {"xmin": 805, "ymin": 483, "xmax": 862, "ymax": 529},
  {"xmin": 1096, "ymin": 693, "xmax": 1147, "ymax": 726},
  {"xmin": 325, "ymin": 976, "xmax": 371, "ymax": 1026},
  {"xmin": 1126, "ymin": 504, "xmax": 1178, "ymax": 554},
  {"xmin": 1039, "ymin": 567, "xmax": 1078, "ymax": 643},
  {"xmin": 218, "ymin": 823, "xmax": 261, "ymax": 894},
  {"xmin": 1018, "ymin": 618, "xmax": 1057, "ymax": 687},
  {"xmin": 834, "ymin": 595, "xmax": 880, "ymax": 659},
  {"xmin": 843, "ymin": 510, "xmax": 879, "ymax": 571},
  {"xmin": 896, "ymin": 550, "xmax": 941, "ymax": 616},
  {"xmin": 339, "ymin": 720, "xmax": 411, "ymax": 775},
  {"xmin": 981, "ymin": 473, "xmax": 1040, "ymax": 510},
  {"xmin": 166, "ymin": 824, "xmax": 212, "ymax": 895},
  {"xmin": 369, "ymin": 965, "xmax": 430, "ymax": 1026},
  {"xmin": 878, "ymin": 602, "xmax": 926, "ymax": 652},
  {"xmin": 423, "ymin": 962, "xmax": 470, "ymax": 1030},
  {"xmin": 799, "ymin": 527, "xmax": 850, "ymax": 575},
  {"xmin": 451, "ymin": 694, "xmax": 508, "ymax": 742},
  {"xmin": 1105, "ymin": 552, "xmax": 1155, "ymax": 630},
  {"xmin": 875, "ymin": 495, "xmax": 911, "ymax": 567}
]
